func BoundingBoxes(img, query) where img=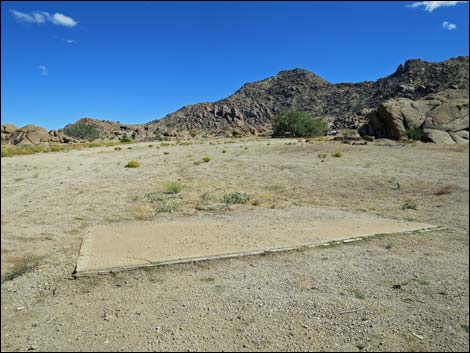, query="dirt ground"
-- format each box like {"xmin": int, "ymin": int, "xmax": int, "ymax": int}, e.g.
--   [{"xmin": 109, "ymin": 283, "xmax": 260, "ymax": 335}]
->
[{"xmin": 1, "ymin": 137, "xmax": 469, "ymax": 351}]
